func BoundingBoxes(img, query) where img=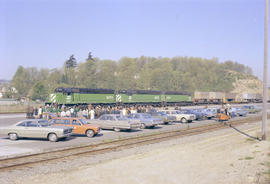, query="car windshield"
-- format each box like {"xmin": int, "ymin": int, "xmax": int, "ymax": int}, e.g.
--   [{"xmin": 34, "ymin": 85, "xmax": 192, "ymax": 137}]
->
[{"xmin": 80, "ymin": 119, "xmax": 87, "ymax": 125}]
